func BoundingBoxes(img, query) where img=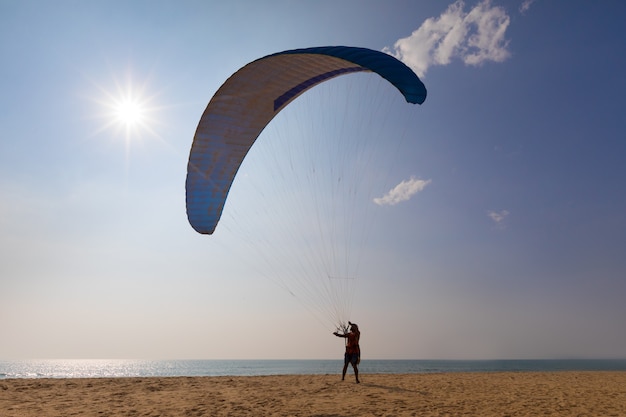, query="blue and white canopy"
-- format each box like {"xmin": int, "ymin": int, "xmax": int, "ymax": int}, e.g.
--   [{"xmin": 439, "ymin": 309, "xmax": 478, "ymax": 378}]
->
[{"xmin": 186, "ymin": 46, "xmax": 427, "ymax": 234}]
